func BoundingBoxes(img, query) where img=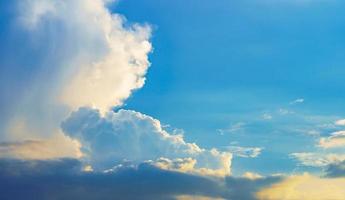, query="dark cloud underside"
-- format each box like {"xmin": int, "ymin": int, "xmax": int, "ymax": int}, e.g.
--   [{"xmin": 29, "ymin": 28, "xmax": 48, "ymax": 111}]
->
[{"xmin": 0, "ymin": 159, "xmax": 280, "ymax": 200}]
